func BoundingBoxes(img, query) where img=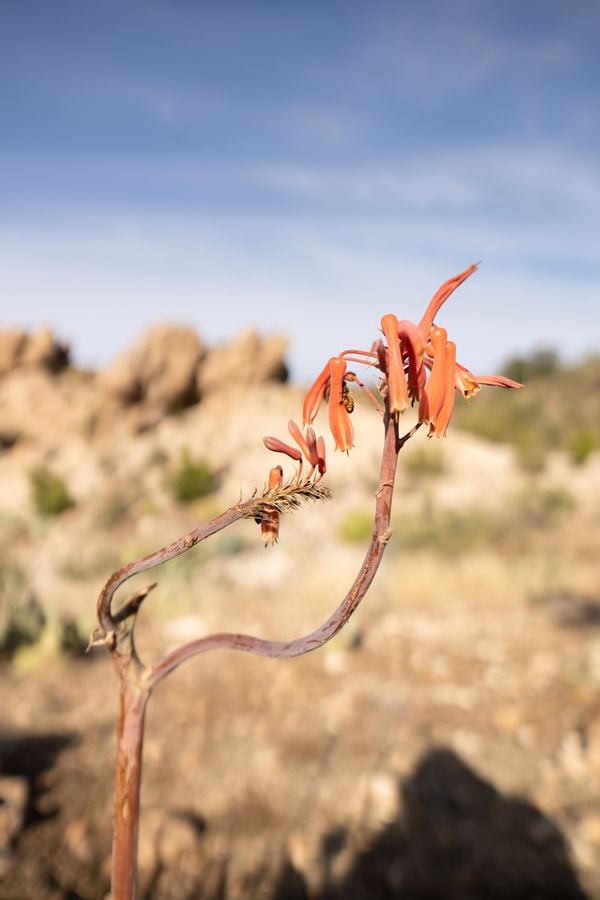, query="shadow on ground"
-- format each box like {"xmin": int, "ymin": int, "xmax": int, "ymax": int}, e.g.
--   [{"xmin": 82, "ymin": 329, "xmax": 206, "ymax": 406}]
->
[
  {"xmin": 0, "ymin": 738, "xmax": 587, "ymax": 899},
  {"xmin": 0, "ymin": 730, "xmax": 76, "ymax": 830},
  {"xmin": 277, "ymin": 747, "xmax": 587, "ymax": 900}
]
